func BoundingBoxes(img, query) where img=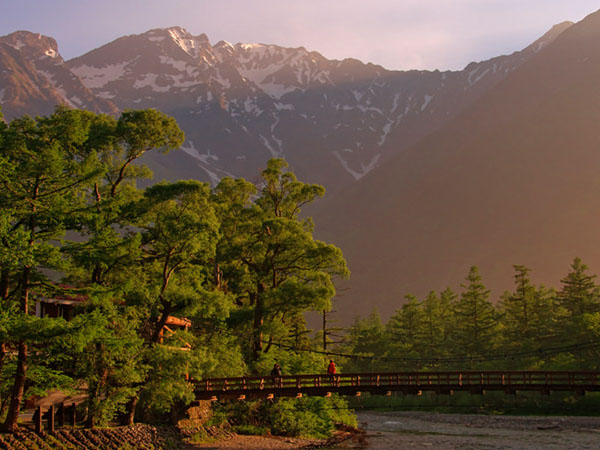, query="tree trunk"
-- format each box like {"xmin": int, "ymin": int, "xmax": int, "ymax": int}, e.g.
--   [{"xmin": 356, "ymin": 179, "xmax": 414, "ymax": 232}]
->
[
  {"xmin": 0, "ymin": 268, "xmax": 9, "ymax": 301},
  {"xmin": 2, "ymin": 341, "xmax": 27, "ymax": 432},
  {"xmin": 2, "ymin": 266, "xmax": 31, "ymax": 432},
  {"xmin": 151, "ymin": 303, "xmax": 172, "ymax": 344},
  {"xmin": 124, "ymin": 396, "xmax": 138, "ymax": 426},
  {"xmin": 252, "ymin": 283, "xmax": 265, "ymax": 361}
]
